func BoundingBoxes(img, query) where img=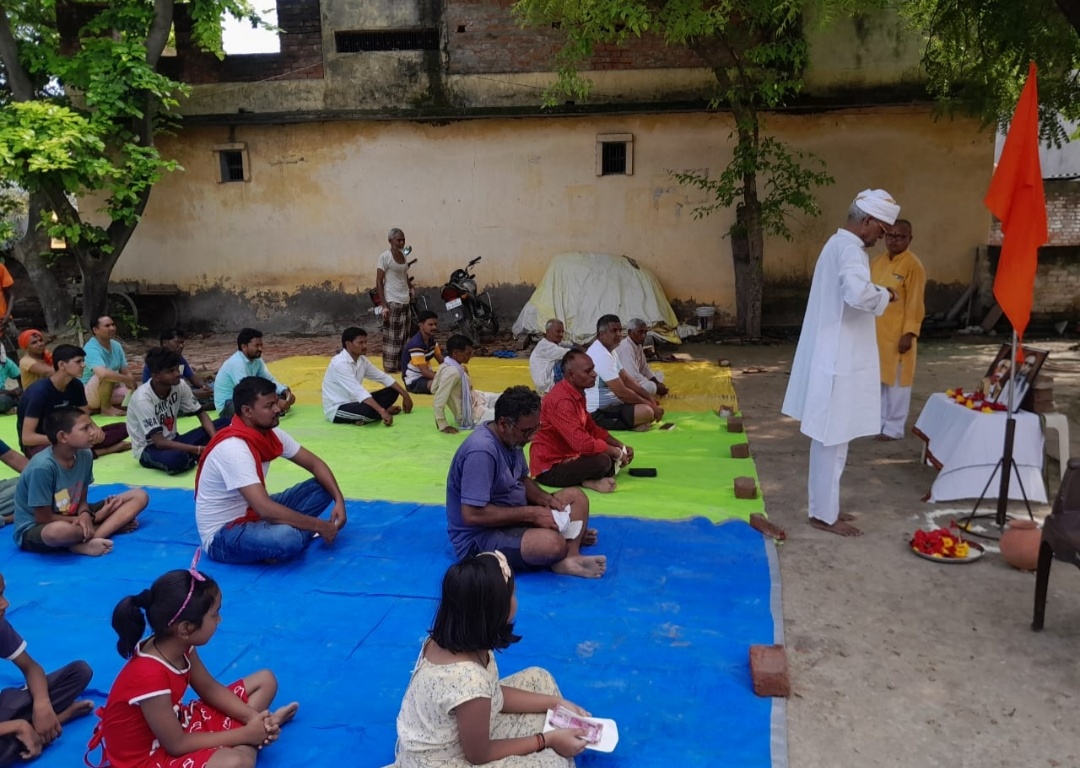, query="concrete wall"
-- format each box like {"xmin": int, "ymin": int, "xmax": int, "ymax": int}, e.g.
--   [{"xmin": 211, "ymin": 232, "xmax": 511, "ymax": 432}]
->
[{"xmin": 110, "ymin": 107, "xmax": 992, "ymax": 331}]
